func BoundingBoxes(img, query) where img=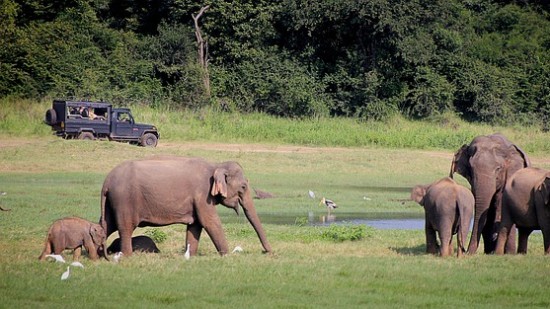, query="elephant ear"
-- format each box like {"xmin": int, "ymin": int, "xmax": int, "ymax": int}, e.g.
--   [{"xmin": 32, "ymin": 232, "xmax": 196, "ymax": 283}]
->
[
  {"xmin": 211, "ymin": 168, "xmax": 228, "ymax": 198},
  {"xmin": 536, "ymin": 177, "xmax": 550, "ymax": 209},
  {"xmin": 90, "ymin": 225, "xmax": 105, "ymax": 246},
  {"xmin": 511, "ymin": 144, "xmax": 532, "ymax": 167},
  {"xmin": 450, "ymin": 144, "xmax": 471, "ymax": 182},
  {"xmin": 410, "ymin": 185, "xmax": 428, "ymax": 205}
]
